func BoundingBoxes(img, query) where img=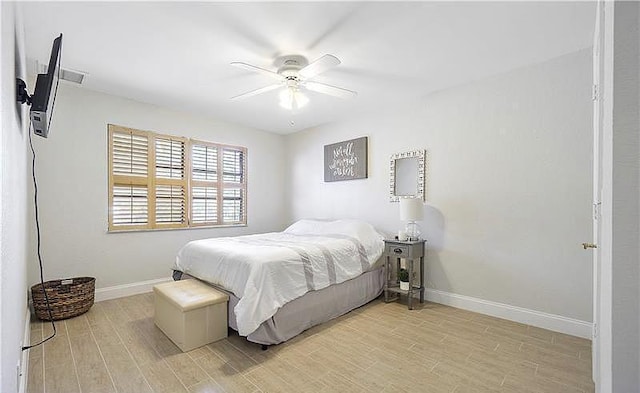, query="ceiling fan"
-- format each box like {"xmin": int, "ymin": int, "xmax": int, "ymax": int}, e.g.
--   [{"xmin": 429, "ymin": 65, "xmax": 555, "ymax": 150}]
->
[{"xmin": 230, "ymin": 54, "xmax": 357, "ymax": 110}]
